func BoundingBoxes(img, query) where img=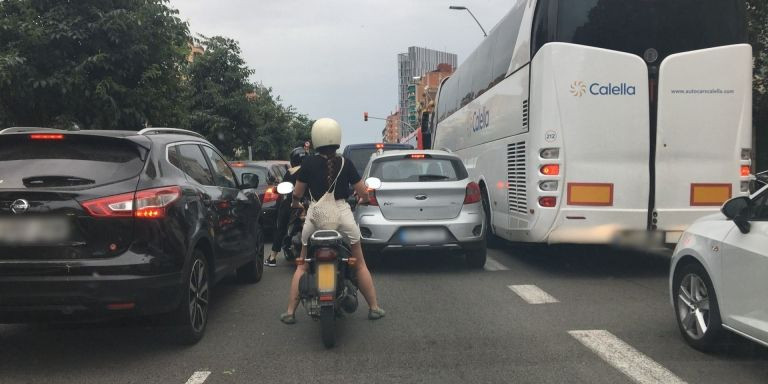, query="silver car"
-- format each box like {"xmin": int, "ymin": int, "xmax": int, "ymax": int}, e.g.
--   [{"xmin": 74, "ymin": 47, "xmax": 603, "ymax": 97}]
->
[{"xmin": 355, "ymin": 150, "xmax": 486, "ymax": 268}]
